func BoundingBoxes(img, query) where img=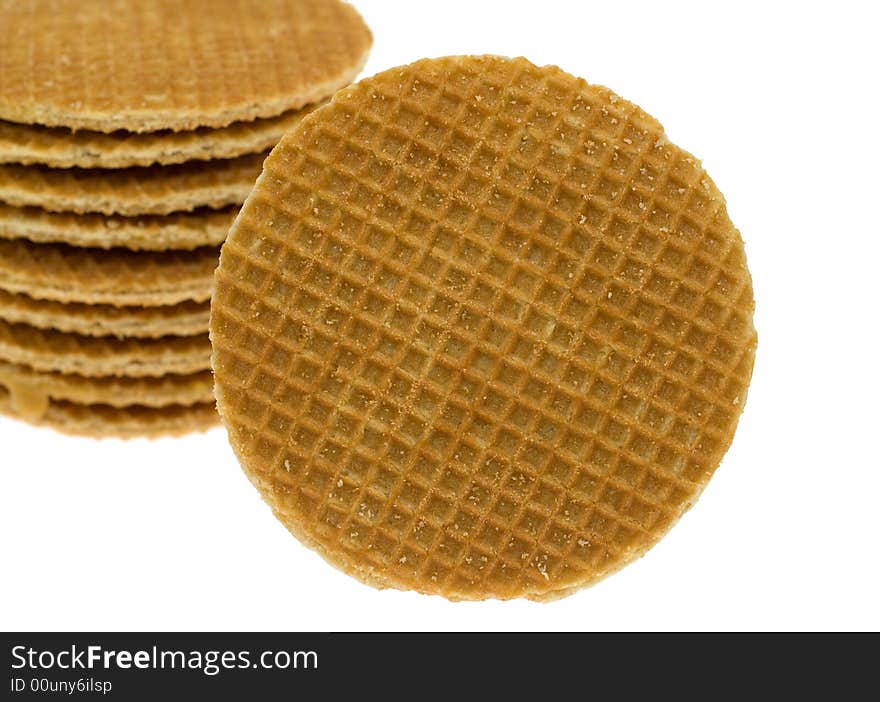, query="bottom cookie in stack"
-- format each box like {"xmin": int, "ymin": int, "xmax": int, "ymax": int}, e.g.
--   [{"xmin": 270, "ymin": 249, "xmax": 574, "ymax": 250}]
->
[
  {"xmin": 0, "ymin": 365, "xmax": 217, "ymax": 438},
  {"xmin": 0, "ymin": 313, "xmax": 217, "ymax": 438},
  {"xmin": 0, "ymin": 241, "xmax": 218, "ymax": 438}
]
